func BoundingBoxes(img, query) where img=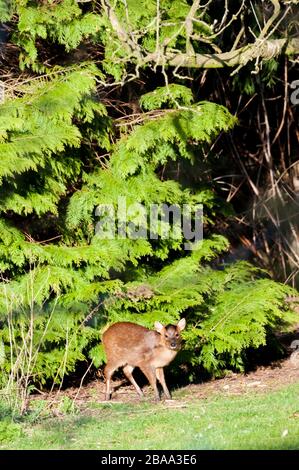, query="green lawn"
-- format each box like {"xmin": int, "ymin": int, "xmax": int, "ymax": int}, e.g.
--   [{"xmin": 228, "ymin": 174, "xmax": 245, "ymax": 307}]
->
[{"xmin": 1, "ymin": 382, "xmax": 299, "ymax": 450}]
